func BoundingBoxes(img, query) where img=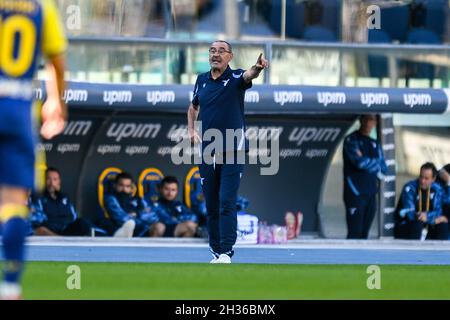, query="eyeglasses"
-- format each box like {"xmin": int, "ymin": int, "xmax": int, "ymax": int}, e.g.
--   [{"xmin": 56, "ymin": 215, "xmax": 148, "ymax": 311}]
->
[{"xmin": 209, "ymin": 48, "xmax": 231, "ymax": 55}]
